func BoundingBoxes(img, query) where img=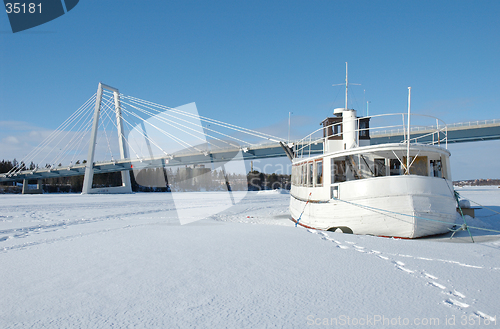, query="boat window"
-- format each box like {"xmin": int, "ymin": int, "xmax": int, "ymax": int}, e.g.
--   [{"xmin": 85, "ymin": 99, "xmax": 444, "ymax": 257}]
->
[
  {"xmin": 359, "ymin": 119, "xmax": 370, "ymax": 139},
  {"xmin": 308, "ymin": 163, "xmax": 314, "ymax": 187},
  {"xmin": 316, "ymin": 160, "xmax": 323, "ymax": 186},
  {"xmin": 374, "ymin": 158, "xmax": 386, "ymax": 176},
  {"xmin": 333, "ymin": 123, "xmax": 342, "ymax": 137},
  {"xmin": 358, "ymin": 154, "xmax": 374, "ymax": 178},
  {"xmin": 300, "ymin": 163, "xmax": 307, "ymax": 185},
  {"xmin": 331, "ymin": 159, "xmax": 334, "ymax": 184},
  {"xmin": 405, "ymin": 156, "xmax": 428, "ymax": 176},
  {"xmin": 321, "ymin": 117, "xmax": 342, "ymax": 140},
  {"xmin": 390, "ymin": 159, "xmax": 401, "ymax": 176},
  {"xmin": 430, "ymin": 159, "xmax": 442, "ymax": 178},
  {"xmin": 331, "ymin": 158, "xmax": 346, "ymax": 183},
  {"xmin": 295, "ymin": 166, "xmax": 298, "ymax": 185},
  {"xmin": 347, "ymin": 155, "xmax": 362, "ymax": 180}
]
